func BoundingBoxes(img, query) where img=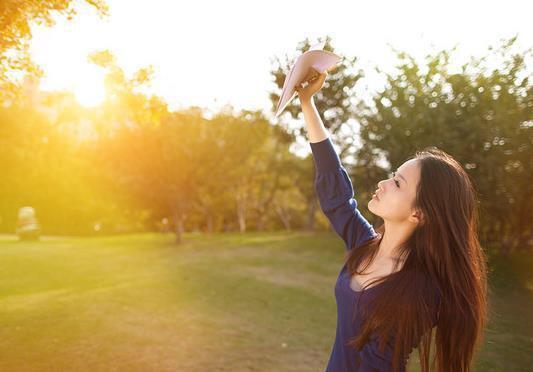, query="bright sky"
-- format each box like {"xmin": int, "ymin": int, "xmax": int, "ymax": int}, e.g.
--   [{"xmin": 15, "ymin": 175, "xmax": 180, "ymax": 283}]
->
[{"xmin": 30, "ymin": 0, "xmax": 531, "ymax": 118}]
